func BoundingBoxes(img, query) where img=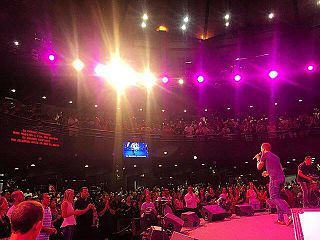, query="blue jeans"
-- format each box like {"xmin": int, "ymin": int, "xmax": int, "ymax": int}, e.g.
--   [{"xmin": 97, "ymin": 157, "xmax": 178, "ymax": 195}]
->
[
  {"xmin": 299, "ymin": 181, "xmax": 311, "ymax": 208},
  {"xmin": 61, "ymin": 225, "xmax": 75, "ymax": 240},
  {"xmin": 269, "ymin": 178, "xmax": 291, "ymax": 221}
]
